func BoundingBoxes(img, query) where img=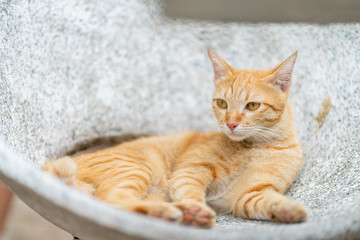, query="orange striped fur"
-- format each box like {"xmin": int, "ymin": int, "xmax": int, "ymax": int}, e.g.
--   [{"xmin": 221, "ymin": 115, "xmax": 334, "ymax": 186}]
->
[{"xmin": 44, "ymin": 49, "xmax": 307, "ymax": 227}]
